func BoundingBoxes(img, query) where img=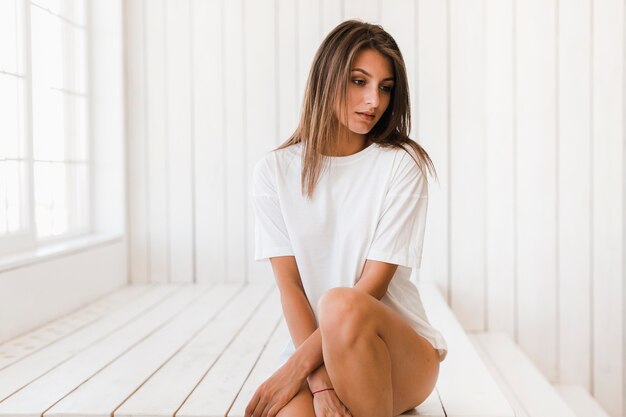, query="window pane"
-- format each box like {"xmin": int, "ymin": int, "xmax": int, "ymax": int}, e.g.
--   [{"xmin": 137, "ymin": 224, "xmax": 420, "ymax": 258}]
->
[
  {"xmin": 0, "ymin": 74, "xmax": 23, "ymax": 159},
  {"xmin": 73, "ymin": 26, "xmax": 86, "ymax": 93},
  {"xmin": 30, "ymin": 0, "xmax": 62, "ymax": 17},
  {"xmin": 50, "ymin": 163, "xmax": 67, "ymax": 235},
  {"xmin": 31, "ymin": 5, "xmax": 63, "ymax": 90},
  {"xmin": 34, "ymin": 161, "xmax": 88, "ymax": 238},
  {"xmin": 68, "ymin": 162, "xmax": 88, "ymax": 230},
  {"xmin": 1, "ymin": 160, "xmax": 28, "ymax": 234},
  {"xmin": 24, "ymin": 0, "xmax": 90, "ymax": 243},
  {"xmin": 5, "ymin": 160, "xmax": 25, "ymax": 233},
  {"xmin": 0, "ymin": 161, "xmax": 6, "ymax": 234},
  {"xmin": 31, "ymin": 0, "xmax": 85, "ymax": 26},
  {"xmin": 32, "ymin": 88, "xmax": 65, "ymax": 160},
  {"xmin": 34, "ymin": 161, "xmax": 55, "ymax": 237},
  {"xmin": 0, "ymin": 0, "xmax": 18, "ymax": 73},
  {"xmin": 72, "ymin": 95, "xmax": 88, "ymax": 160},
  {"xmin": 73, "ymin": 0, "xmax": 85, "ymax": 27}
]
